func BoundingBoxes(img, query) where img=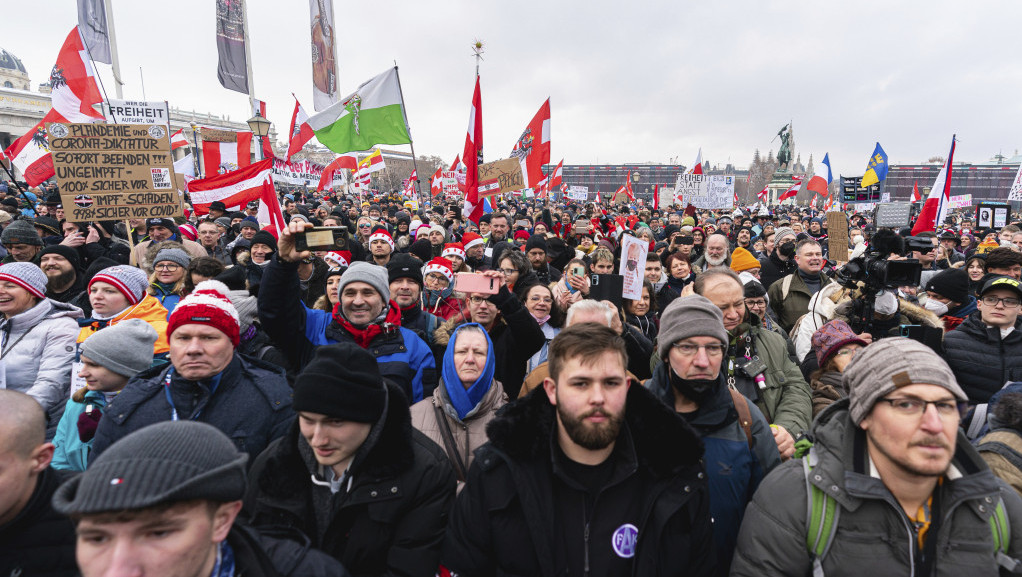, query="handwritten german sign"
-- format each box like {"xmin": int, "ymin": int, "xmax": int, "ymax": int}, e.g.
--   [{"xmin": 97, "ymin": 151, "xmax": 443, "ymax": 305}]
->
[
  {"xmin": 478, "ymin": 158, "xmax": 525, "ymax": 196},
  {"xmin": 48, "ymin": 122, "xmax": 182, "ymax": 222}
]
